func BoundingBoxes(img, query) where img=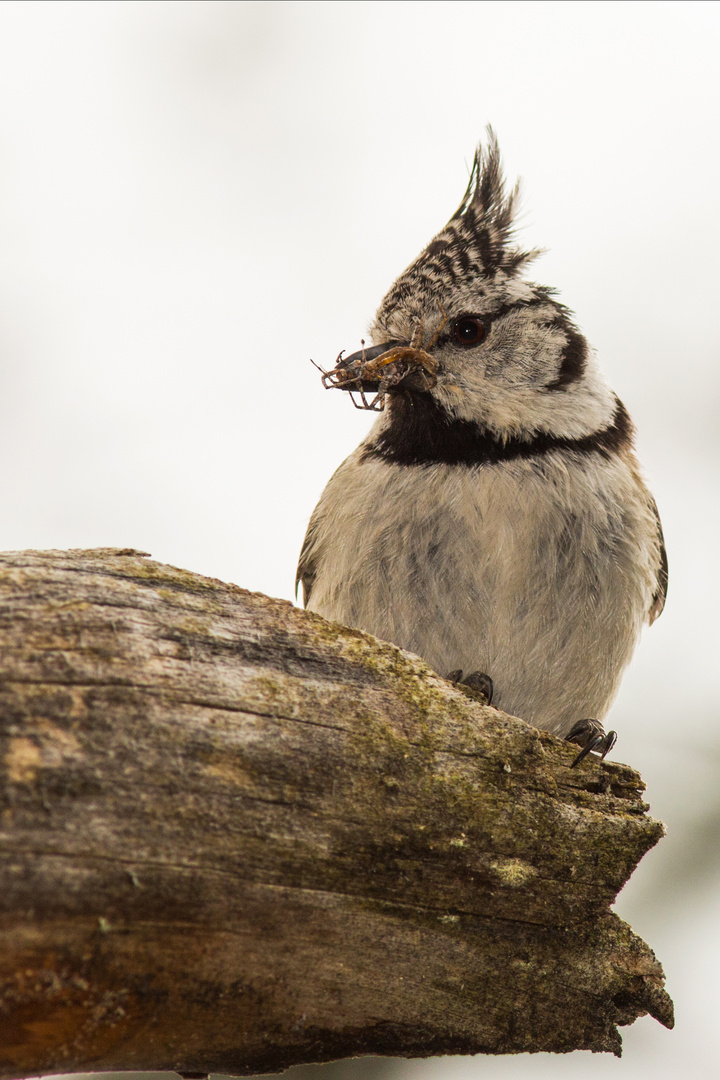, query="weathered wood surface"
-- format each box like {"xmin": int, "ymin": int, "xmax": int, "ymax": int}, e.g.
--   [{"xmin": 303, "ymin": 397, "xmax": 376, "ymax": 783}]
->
[{"xmin": 0, "ymin": 548, "xmax": 673, "ymax": 1076}]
